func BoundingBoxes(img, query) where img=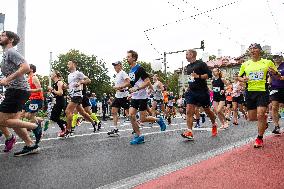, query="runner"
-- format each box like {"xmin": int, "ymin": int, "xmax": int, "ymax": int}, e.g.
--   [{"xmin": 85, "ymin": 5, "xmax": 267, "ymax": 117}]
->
[
  {"xmin": 0, "ymin": 31, "xmax": 42, "ymax": 156},
  {"xmin": 270, "ymin": 52, "xmax": 284, "ymax": 135},
  {"xmin": 177, "ymin": 95, "xmax": 185, "ymax": 119},
  {"xmin": 225, "ymin": 83, "xmax": 233, "ymax": 121},
  {"xmin": 47, "ymin": 70, "xmax": 67, "ymax": 137},
  {"xmin": 238, "ymin": 43, "xmax": 279, "ymax": 148},
  {"xmin": 126, "ymin": 50, "xmax": 167, "ymax": 144},
  {"xmin": 232, "ymin": 73, "xmax": 247, "ymax": 125},
  {"xmin": 151, "ymin": 74, "xmax": 165, "ymax": 117},
  {"xmin": 64, "ymin": 60, "xmax": 98, "ymax": 137},
  {"xmin": 166, "ymin": 91, "xmax": 175, "ymax": 124},
  {"xmin": 211, "ymin": 68, "xmax": 228, "ymax": 129},
  {"xmin": 181, "ymin": 49, "xmax": 217, "ymax": 140},
  {"xmin": 107, "ymin": 61, "xmax": 130, "ymax": 137}
]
